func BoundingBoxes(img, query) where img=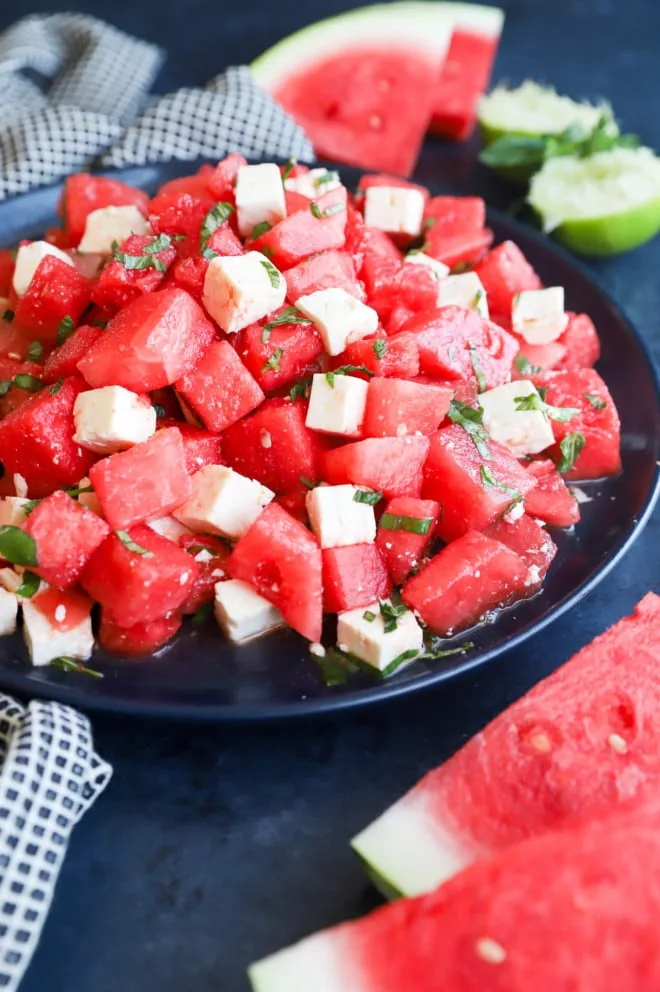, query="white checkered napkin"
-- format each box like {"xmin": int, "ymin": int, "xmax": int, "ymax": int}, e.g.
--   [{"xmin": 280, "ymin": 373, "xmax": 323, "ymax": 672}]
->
[
  {"xmin": 0, "ymin": 696, "xmax": 112, "ymax": 991},
  {"xmin": 0, "ymin": 14, "xmax": 313, "ymax": 201}
]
